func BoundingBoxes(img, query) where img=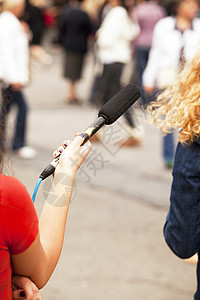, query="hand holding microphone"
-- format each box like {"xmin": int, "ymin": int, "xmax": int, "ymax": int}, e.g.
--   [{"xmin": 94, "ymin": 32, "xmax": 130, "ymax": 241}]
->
[
  {"xmin": 39, "ymin": 83, "xmax": 141, "ymax": 180},
  {"xmin": 53, "ymin": 135, "xmax": 92, "ymax": 178},
  {"xmin": 32, "ymin": 83, "xmax": 140, "ymax": 202}
]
